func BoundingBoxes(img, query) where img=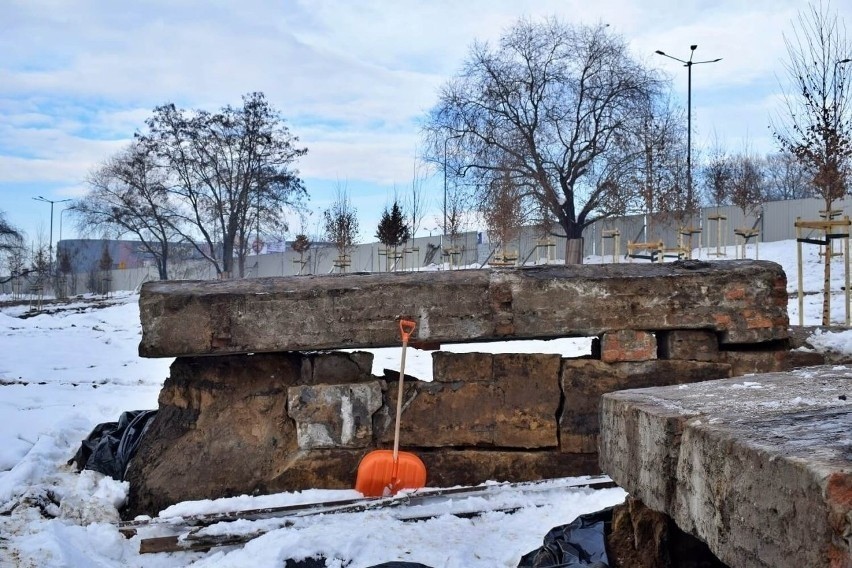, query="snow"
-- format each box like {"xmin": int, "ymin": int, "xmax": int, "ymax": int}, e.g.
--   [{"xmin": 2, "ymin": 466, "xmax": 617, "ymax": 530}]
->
[{"xmin": 1, "ymin": 239, "xmax": 850, "ymax": 567}]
